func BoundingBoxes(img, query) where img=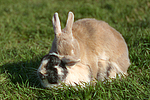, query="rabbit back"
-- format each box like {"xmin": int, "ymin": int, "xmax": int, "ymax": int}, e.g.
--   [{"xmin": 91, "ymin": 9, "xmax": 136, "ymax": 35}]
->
[{"xmin": 71, "ymin": 18, "xmax": 130, "ymax": 79}]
